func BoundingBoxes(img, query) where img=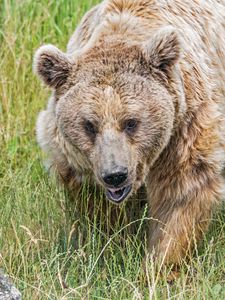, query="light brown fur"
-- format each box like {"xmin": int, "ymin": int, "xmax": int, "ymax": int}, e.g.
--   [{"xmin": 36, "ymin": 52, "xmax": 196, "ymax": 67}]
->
[{"xmin": 34, "ymin": 0, "xmax": 225, "ymax": 265}]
